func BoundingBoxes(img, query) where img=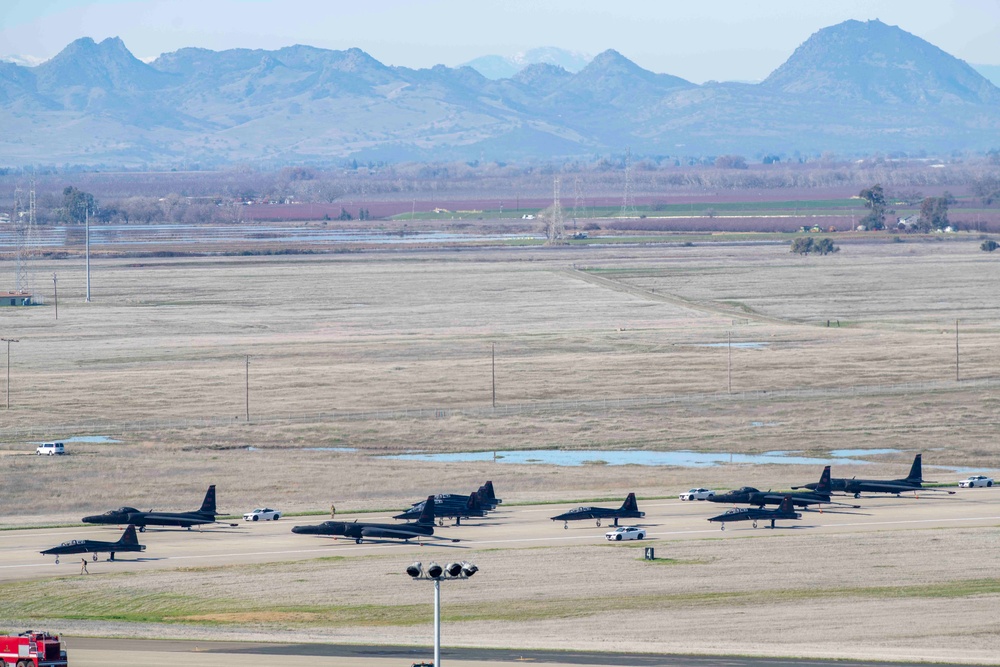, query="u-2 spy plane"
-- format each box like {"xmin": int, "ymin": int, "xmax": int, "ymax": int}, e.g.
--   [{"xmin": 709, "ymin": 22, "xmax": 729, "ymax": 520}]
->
[
  {"xmin": 292, "ymin": 496, "xmax": 460, "ymax": 544},
  {"xmin": 82, "ymin": 485, "xmax": 237, "ymax": 531},
  {"xmin": 791, "ymin": 453, "xmax": 955, "ymax": 498},
  {"xmin": 41, "ymin": 524, "xmax": 146, "ymax": 563},
  {"xmin": 708, "ymin": 495, "xmax": 802, "ymax": 530},
  {"xmin": 708, "ymin": 466, "xmax": 861, "ymax": 510},
  {"xmin": 551, "ymin": 492, "xmax": 645, "ymax": 529}
]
